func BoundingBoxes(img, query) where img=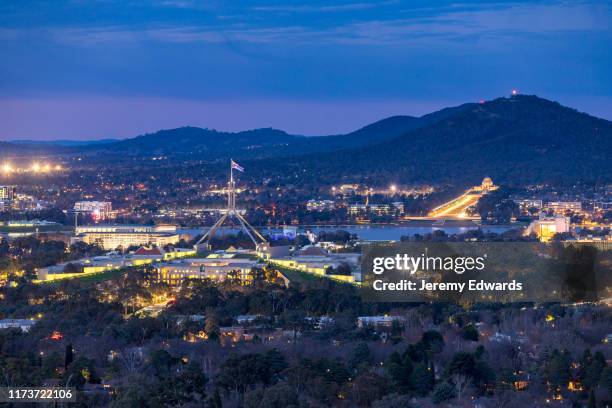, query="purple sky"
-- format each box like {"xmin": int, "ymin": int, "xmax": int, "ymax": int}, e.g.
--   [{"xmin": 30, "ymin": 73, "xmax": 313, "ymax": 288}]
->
[{"xmin": 1, "ymin": 0, "xmax": 611, "ymax": 140}]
